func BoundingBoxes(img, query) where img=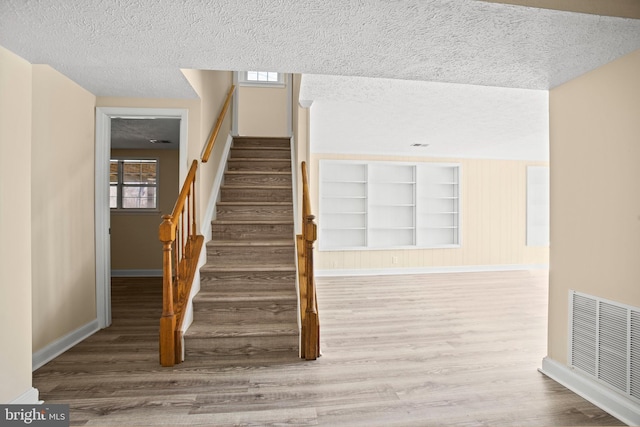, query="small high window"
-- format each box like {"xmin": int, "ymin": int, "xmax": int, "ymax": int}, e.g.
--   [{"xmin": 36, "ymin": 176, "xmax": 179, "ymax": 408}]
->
[
  {"xmin": 239, "ymin": 71, "xmax": 285, "ymax": 86},
  {"xmin": 110, "ymin": 159, "xmax": 158, "ymax": 210},
  {"xmin": 247, "ymin": 71, "xmax": 279, "ymax": 82}
]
